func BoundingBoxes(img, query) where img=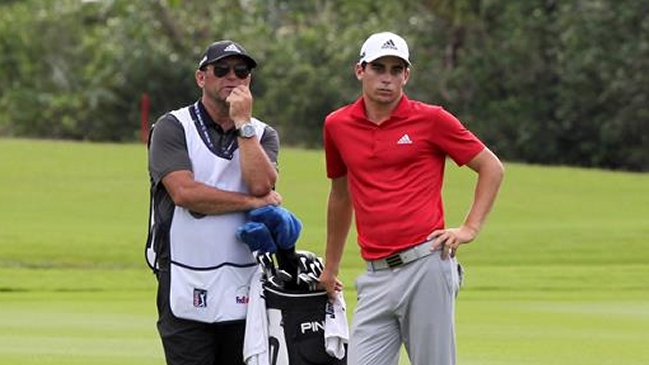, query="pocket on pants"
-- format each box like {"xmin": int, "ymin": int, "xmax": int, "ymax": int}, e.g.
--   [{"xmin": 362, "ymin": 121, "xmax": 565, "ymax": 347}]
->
[{"xmin": 441, "ymin": 257, "xmax": 461, "ymax": 297}]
